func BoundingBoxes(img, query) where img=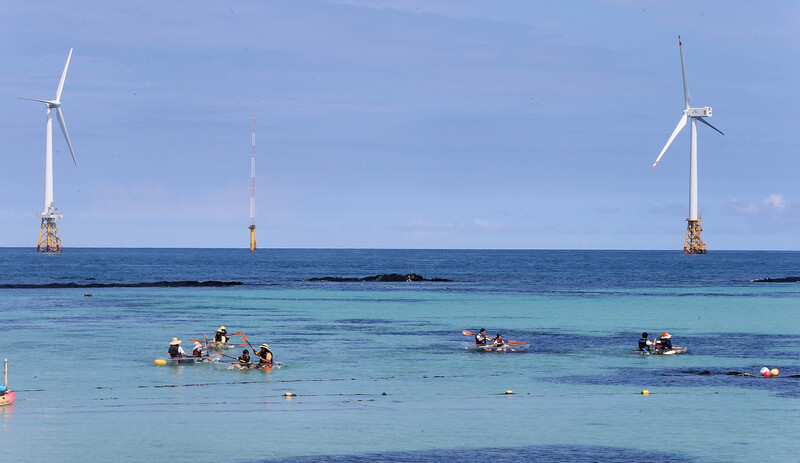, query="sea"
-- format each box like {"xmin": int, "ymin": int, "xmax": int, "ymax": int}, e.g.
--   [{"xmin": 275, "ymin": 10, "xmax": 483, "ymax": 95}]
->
[{"xmin": 0, "ymin": 248, "xmax": 797, "ymax": 462}]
